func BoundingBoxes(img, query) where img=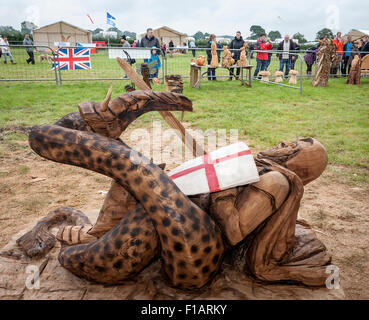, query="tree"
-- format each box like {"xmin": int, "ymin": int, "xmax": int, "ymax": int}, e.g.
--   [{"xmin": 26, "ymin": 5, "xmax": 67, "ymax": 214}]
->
[
  {"xmin": 248, "ymin": 25, "xmax": 265, "ymax": 40},
  {"xmin": 193, "ymin": 31, "xmax": 205, "ymax": 40},
  {"xmin": 316, "ymin": 28, "xmax": 334, "ymax": 40},
  {"xmin": 91, "ymin": 28, "xmax": 103, "ymax": 35},
  {"xmin": 293, "ymin": 32, "xmax": 307, "ymax": 43},
  {"xmin": 21, "ymin": 21, "xmax": 37, "ymax": 34},
  {"xmin": 268, "ymin": 30, "xmax": 281, "ymax": 41}
]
